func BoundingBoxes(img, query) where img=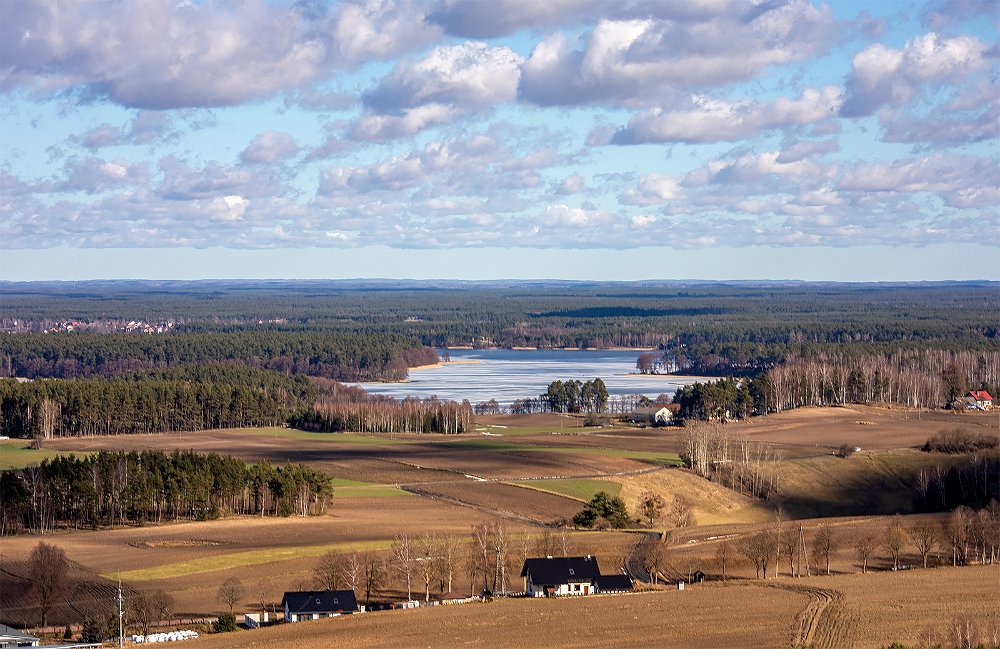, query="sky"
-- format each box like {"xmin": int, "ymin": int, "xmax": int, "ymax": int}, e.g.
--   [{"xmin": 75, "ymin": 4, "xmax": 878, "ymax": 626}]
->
[{"xmin": 1, "ymin": 0, "xmax": 998, "ymax": 282}]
